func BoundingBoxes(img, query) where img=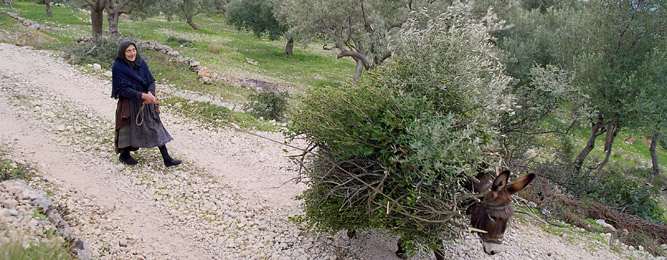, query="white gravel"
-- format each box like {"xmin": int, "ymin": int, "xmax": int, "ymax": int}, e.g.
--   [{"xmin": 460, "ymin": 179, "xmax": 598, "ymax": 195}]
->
[{"xmin": 0, "ymin": 42, "xmax": 662, "ymax": 260}]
